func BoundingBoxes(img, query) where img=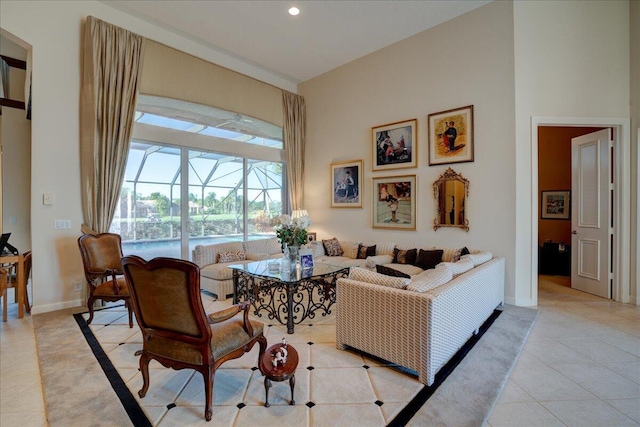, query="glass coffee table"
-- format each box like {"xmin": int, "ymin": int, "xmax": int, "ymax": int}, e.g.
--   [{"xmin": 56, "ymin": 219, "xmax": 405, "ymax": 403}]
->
[{"xmin": 229, "ymin": 260, "xmax": 349, "ymax": 334}]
